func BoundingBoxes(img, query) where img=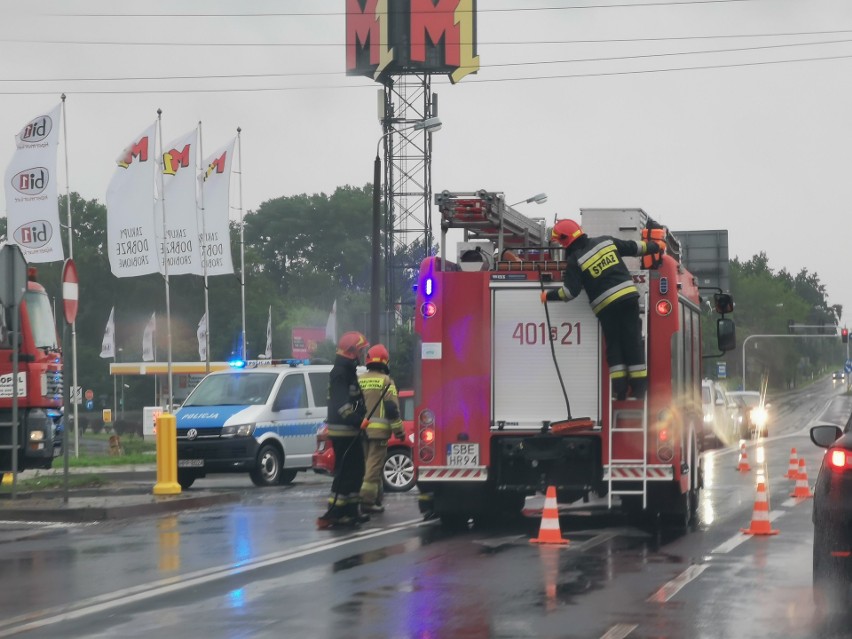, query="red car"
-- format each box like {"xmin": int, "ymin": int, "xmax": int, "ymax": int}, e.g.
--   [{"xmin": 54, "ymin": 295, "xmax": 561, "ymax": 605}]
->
[{"xmin": 312, "ymin": 390, "xmax": 416, "ymax": 492}]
